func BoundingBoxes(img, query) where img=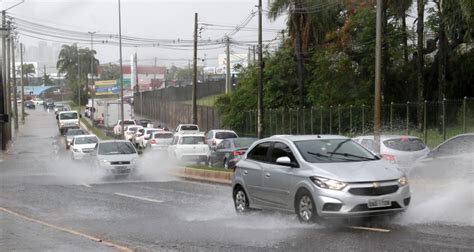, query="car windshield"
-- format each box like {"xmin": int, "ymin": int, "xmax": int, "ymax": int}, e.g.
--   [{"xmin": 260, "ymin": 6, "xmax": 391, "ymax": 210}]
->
[
  {"xmin": 98, "ymin": 142, "xmax": 136, "ymax": 155},
  {"xmin": 66, "ymin": 130, "xmax": 85, "ymax": 136},
  {"xmin": 59, "ymin": 113, "xmax": 78, "ymax": 120},
  {"xmin": 383, "ymin": 138, "xmax": 426, "ymax": 151},
  {"xmin": 233, "ymin": 138, "xmax": 256, "ymax": 148},
  {"xmin": 180, "ymin": 136, "xmax": 205, "ymax": 144},
  {"xmin": 154, "ymin": 133, "xmax": 173, "ymax": 139},
  {"xmin": 75, "ymin": 136, "xmax": 98, "ymax": 145},
  {"xmin": 215, "ymin": 132, "xmax": 237, "ymax": 139},
  {"xmin": 295, "ymin": 139, "xmax": 379, "ymax": 163}
]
